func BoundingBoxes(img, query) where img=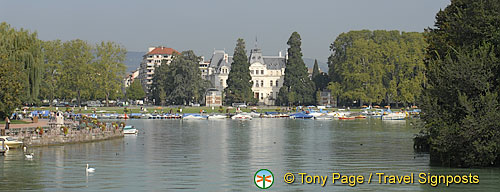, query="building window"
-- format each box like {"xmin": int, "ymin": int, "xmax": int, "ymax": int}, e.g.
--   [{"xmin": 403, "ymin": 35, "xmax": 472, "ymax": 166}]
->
[
  {"xmin": 270, "ymin": 80, "xmax": 273, "ymax": 87},
  {"xmin": 256, "ymin": 80, "xmax": 259, "ymax": 87},
  {"xmin": 256, "ymin": 70, "xmax": 259, "ymax": 75},
  {"xmin": 261, "ymin": 80, "xmax": 264, "ymax": 87},
  {"xmin": 220, "ymin": 79, "xmax": 223, "ymax": 87},
  {"xmin": 276, "ymin": 80, "xmax": 279, "ymax": 87},
  {"xmin": 260, "ymin": 93, "xmax": 263, "ymax": 100},
  {"xmin": 261, "ymin": 70, "xmax": 264, "ymax": 75},
  {"xmin": 251, "ymin": 70, "xmax": 254, "ymax": 74},
  {"xmin": 270, "ymin": 92, "xmax": 273, "ymax": 99}
]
